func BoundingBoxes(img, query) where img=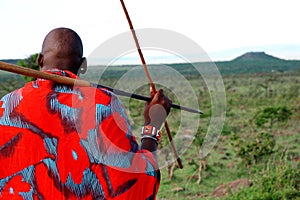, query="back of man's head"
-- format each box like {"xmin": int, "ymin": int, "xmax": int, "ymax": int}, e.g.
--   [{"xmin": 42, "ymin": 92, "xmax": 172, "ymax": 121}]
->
[{"xmin": 38, "ymin": 27, "xmax": 84, "ymax": 74}]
